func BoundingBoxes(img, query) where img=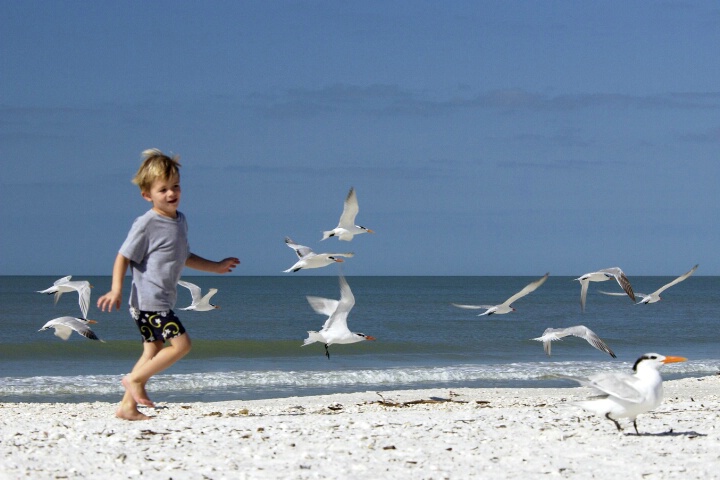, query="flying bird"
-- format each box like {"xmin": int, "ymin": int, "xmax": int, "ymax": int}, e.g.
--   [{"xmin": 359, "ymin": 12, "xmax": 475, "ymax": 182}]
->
[
  {"xmin": 557, "ymin": 353, "xmax": 686, "ymax": 434},
  {"xmin": 576, "ymin": 267, "xmax": 635, "ymax": 312},
  {"xmin": 284, "ymin": 237, "xmax": 354, "ymax": 272},
  {"xmin": 302, "ymin": 274, "xmax": 376, "ymax": 358},
  {"xmin": 321, "ymin": 187, "xmax": 374, "ymax": 241},
  {"xmin": 177, "ymin": 280, "xmax": 219, "ymax": 311},
  {"xmin": 39, "ymin": 316, "xmax": 104, "ymax": 342},
  {"xmin": 37, "ymin": 275, "xmax": 92, "ymax": 318},
  {"xmin": 532, "ymin": 325, "xmax": 616, "ymax": 358},
  {"xmin": 600, "ymin": 264, "xmax": 698, "ymax": 305},
  {"xmin": 452, "ymin": 273, "xmax": 549, "ymax": 316}
]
